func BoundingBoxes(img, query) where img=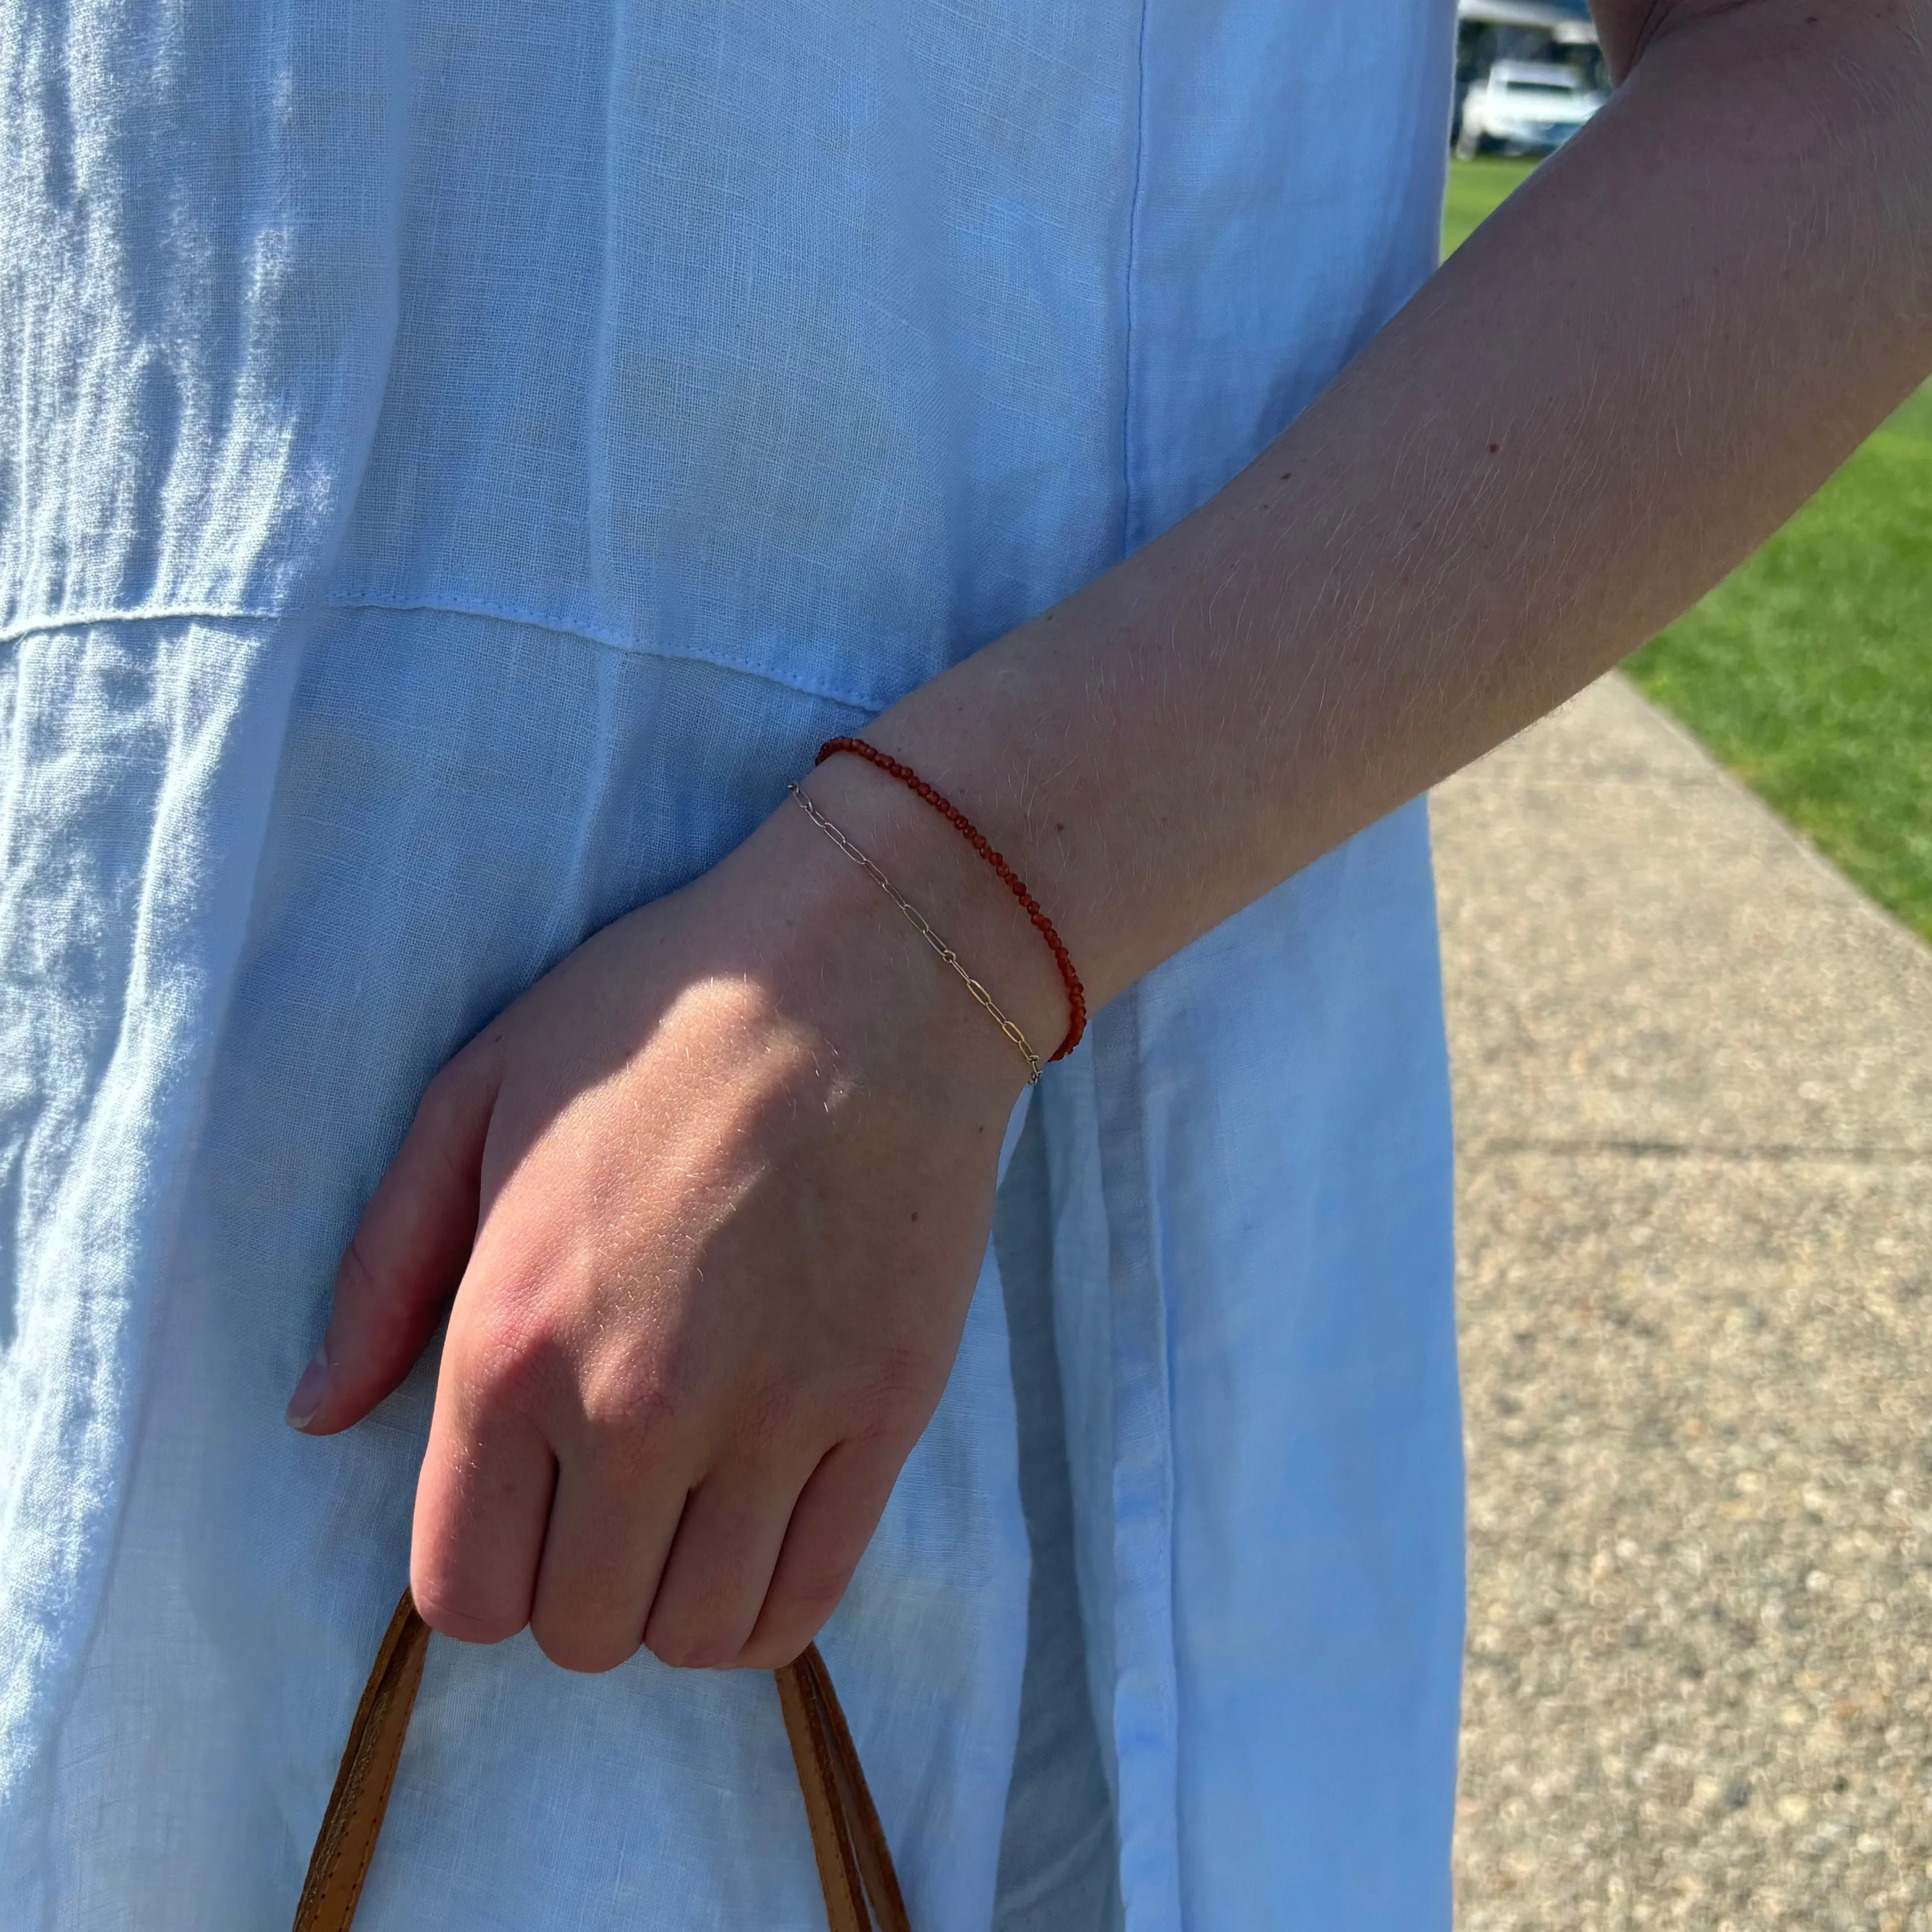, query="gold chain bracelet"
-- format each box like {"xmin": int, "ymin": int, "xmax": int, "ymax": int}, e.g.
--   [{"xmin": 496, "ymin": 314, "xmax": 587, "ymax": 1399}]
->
[{"xmin": 786, "ymin": 783, "xmax": 1043, "ymax": 1084}]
